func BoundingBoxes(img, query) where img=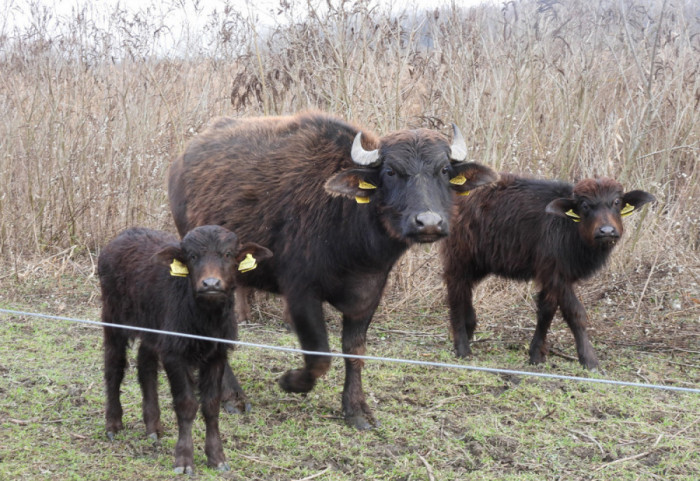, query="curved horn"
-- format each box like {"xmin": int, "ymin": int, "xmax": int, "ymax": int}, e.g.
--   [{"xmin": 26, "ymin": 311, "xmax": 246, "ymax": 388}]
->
[
  {"xmin": 351, "ymin": 132, "xmax": 381, "ymax": 167},
  {"xmin": 449, "ymin": 123, "xmax": 468, "ymax": 162}
]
